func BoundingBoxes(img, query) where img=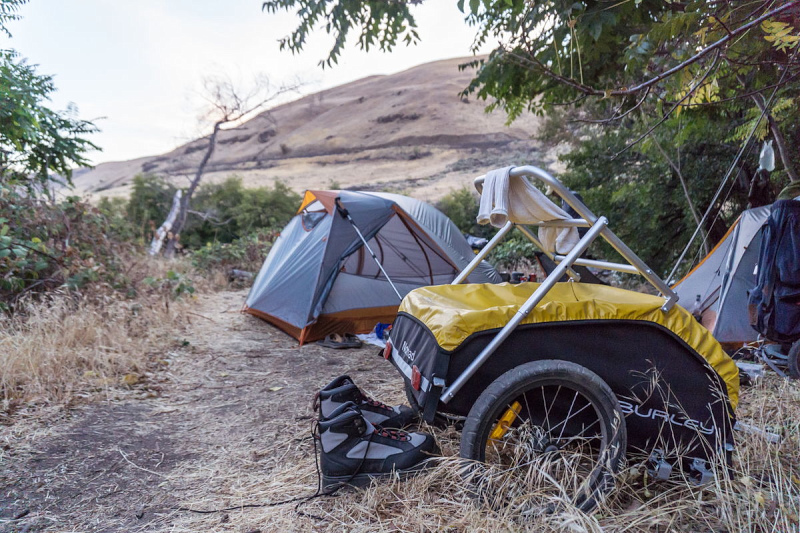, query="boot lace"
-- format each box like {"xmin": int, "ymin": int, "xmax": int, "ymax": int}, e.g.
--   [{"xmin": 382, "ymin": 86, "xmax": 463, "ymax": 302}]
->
[
  {"xmin": 374, "ymin": 426, "xmax": 410, "ymax": 442},
  {"xmin": 363, "ymin": 396, "xmax": 393, "ymax": 412}
]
